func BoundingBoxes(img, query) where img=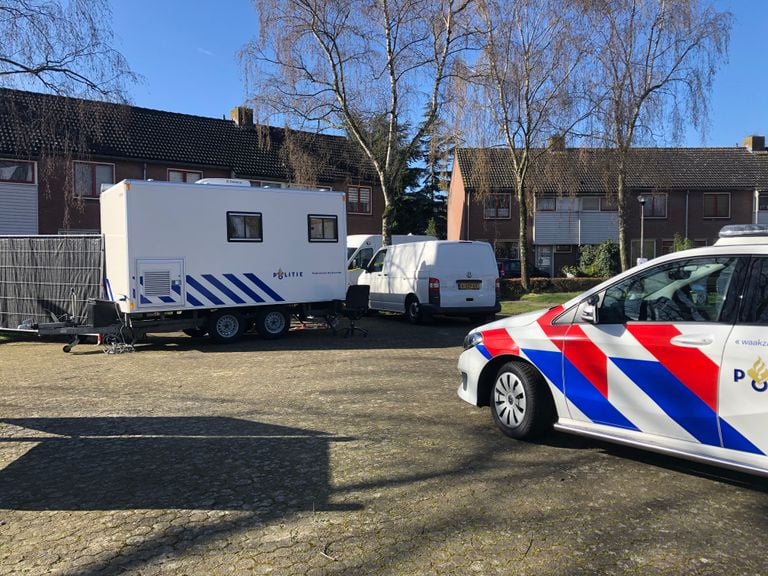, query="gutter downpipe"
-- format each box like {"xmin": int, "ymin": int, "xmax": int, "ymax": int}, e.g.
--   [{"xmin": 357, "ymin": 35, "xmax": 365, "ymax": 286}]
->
[{"xmin": 755, "ymin": 189, "xmax": 760, "ymax": 224}]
